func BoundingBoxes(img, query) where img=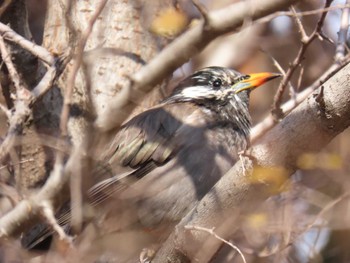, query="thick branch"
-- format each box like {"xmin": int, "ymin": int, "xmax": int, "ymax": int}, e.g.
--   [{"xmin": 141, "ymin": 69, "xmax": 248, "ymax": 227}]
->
[{"xmin": 153, "ymin": 61, "xmax": 350, "ymax": 262}]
